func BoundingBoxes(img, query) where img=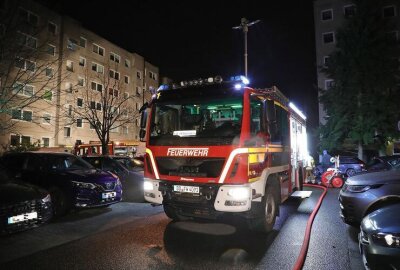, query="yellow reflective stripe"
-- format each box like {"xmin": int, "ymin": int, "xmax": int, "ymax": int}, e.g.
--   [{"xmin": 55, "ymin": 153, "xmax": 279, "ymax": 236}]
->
[
  {"xmin": 146, "ymin": 148, "xmax": 160, "ymax": 179},
  {"xmin": 249, "ymin": 176, "xmax": 260, "ymax": 183}
]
